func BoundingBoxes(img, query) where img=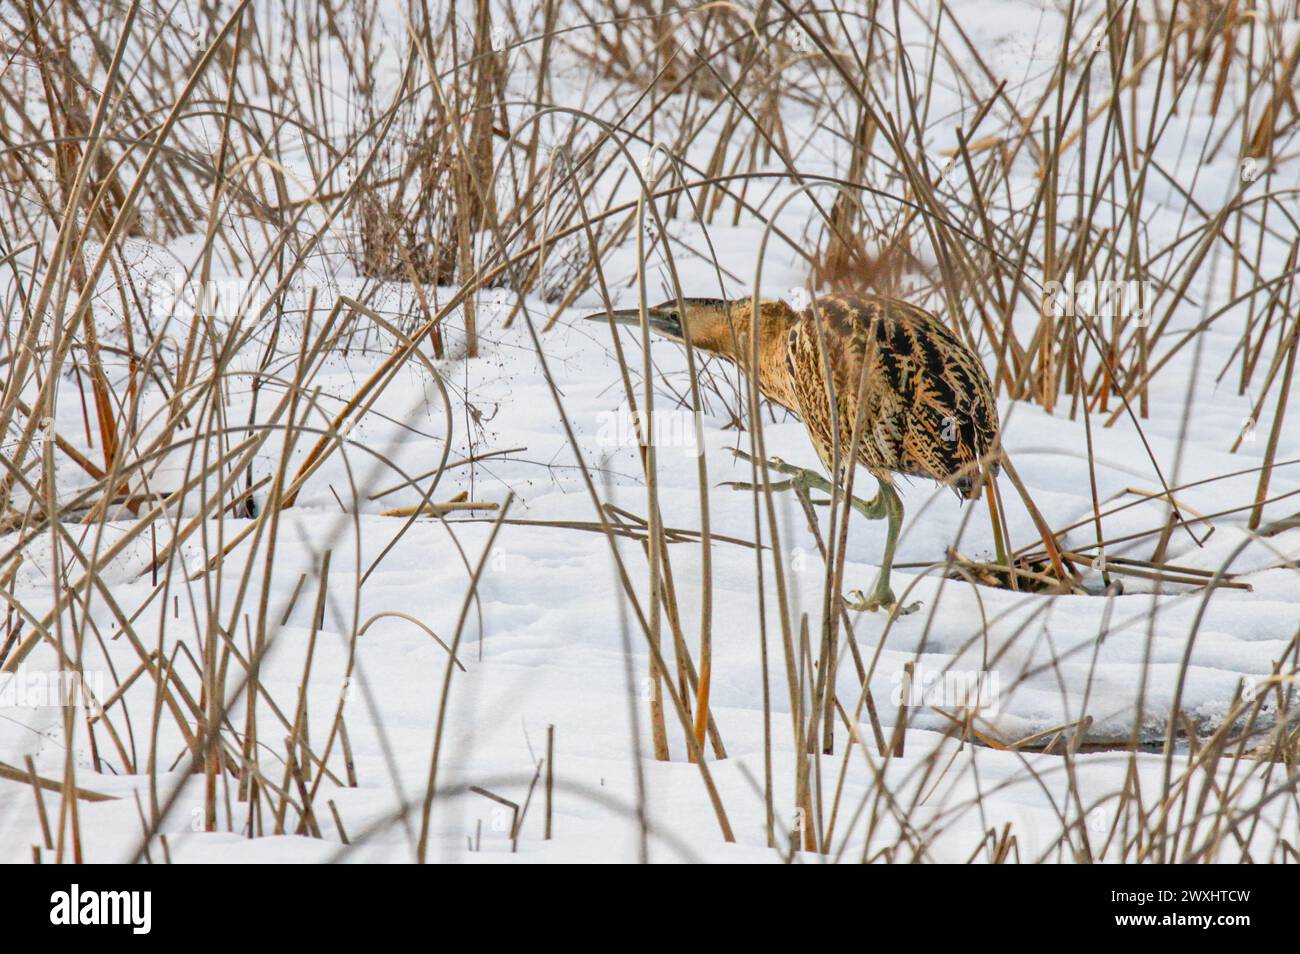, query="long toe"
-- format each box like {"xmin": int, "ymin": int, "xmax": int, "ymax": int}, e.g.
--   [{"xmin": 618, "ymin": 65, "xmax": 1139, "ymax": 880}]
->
[{"xmin": 845, "ymin": 588, "xmax": 921, "ymax": 616}]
